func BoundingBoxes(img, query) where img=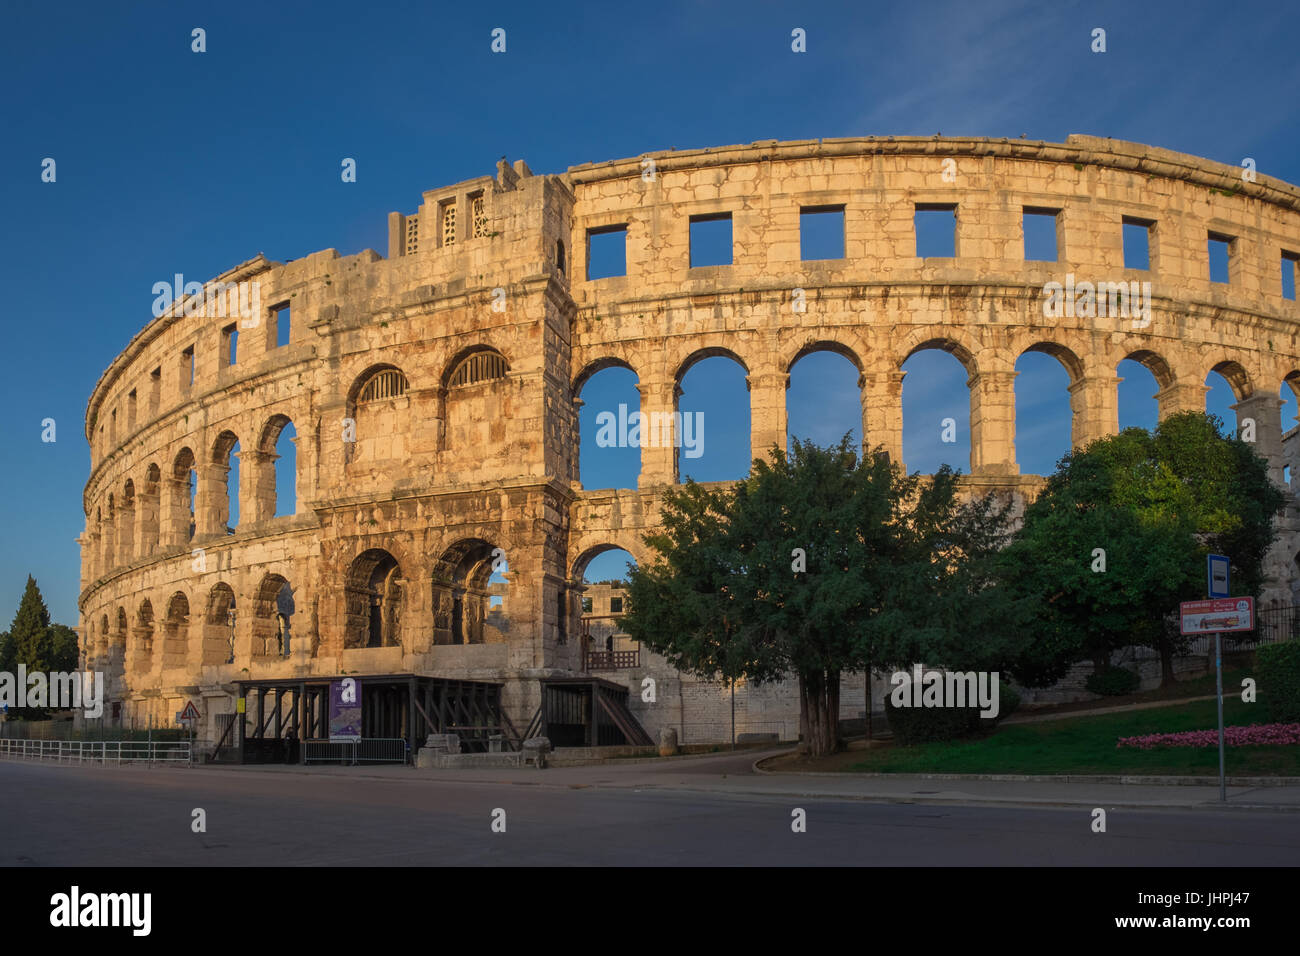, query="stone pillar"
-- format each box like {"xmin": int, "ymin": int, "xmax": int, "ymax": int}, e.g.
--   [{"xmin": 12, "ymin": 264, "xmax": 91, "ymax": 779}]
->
[
  {"xmin": 637, "ymin": 381, "xmax": 680, "ymax": 487},
  {"xmin": 117, "ymin": 502, "xmax": 135, "ymax": 566},
  {"xmin": 969, "ymin": 369, "xmax": 1019, "ymax": 475},
  {"xmin": 137, "ymin": 483, "xmax": 160, "ymax": 554},
  {"xmin": 747, "ymin": 370, "xmax": 788, "ymax": 467},
  {"xmin": 1068, "ymin": 372, "xmax": 1121, "ymax": 450},
  {"xmin": 570, "ymin": 396, "xmax": 584, "ymax": 488},
  {"xmin": 245, "ymin": 450, "xmax": 278, "ymax": 524},
  {"xmin": 101, "ymin": 514, "xmax": 116, "ymax": 573},
  {"xmin": 196, "ymin": 463, "xmax": 230, "ymax": 538},
  {"xmin": 161, "ymin": 476, "xmax": 191, "ymax": 547},
  {"xmin": 860, "ymin": 368, "xmax": 905, "ymax": 465},
  {"xmin": 1155, "ymin": 381, "xmax": 1207, "ymax": 420},
  {"xmin": 1233, "ymin": 392, "xmax": 1285, "ymax": 487}
]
